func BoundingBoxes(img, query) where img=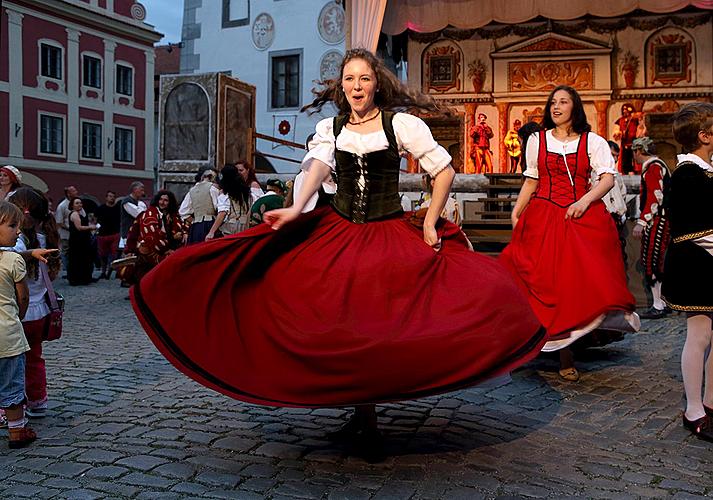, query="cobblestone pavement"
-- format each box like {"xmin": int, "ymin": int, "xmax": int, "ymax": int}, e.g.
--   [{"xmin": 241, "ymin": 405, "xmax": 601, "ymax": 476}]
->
[{"xmin": 1, "ymin": 277, "xmax": 711, "ymax": 499}]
